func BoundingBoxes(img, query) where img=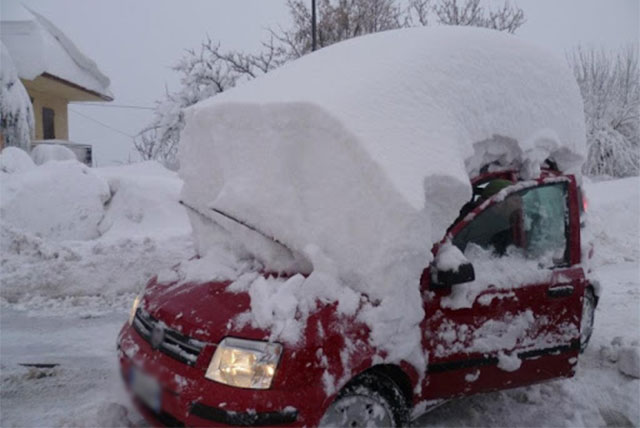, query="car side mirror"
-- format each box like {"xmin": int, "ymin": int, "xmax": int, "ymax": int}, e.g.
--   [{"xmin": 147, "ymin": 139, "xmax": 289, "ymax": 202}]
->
[{"xmin": 431, "ymin": 243, "xmax": 475, "ymax": 289}]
